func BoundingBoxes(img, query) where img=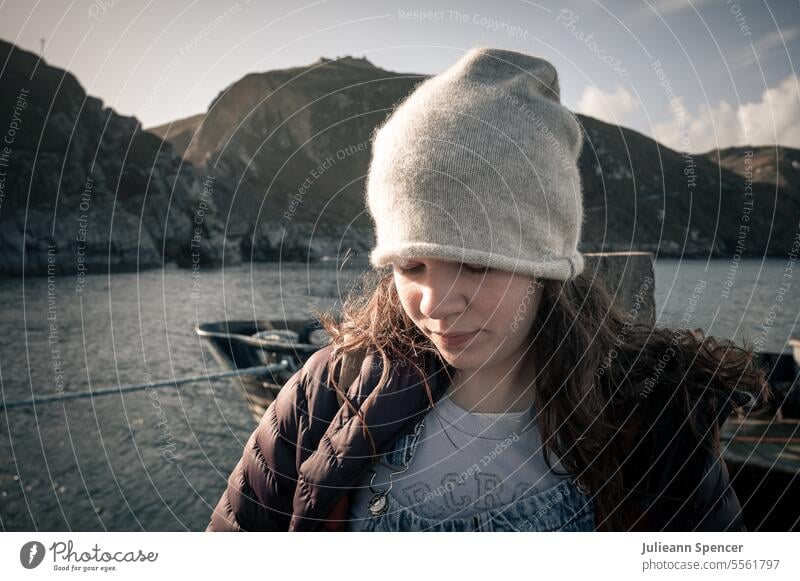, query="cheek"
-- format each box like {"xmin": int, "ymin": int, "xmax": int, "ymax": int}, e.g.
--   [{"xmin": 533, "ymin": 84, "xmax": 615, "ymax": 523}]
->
[
  {"xmin": 485, "ymin": 284, "xmax": 539, "ymax": 332},
  {"xmin": 394, "ymin": 280, "xmax": 420, "ymax": 317}
]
